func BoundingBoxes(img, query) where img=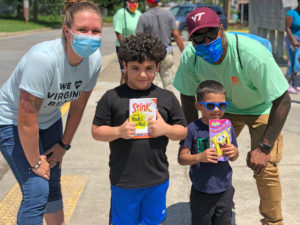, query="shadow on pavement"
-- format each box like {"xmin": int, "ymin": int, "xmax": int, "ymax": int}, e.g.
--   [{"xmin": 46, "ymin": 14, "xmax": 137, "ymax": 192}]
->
[{"xmin": 163, "ymin": 202, "xmax": 190, "ymax": 225}]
